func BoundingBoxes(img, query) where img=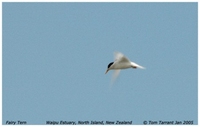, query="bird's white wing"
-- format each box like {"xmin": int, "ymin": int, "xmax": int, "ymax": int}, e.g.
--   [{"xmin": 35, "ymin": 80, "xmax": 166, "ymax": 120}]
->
[
  {"xmin": 111, "ymin": 69, "xmax": 121, "ymax": 85},
  {"xmin": 114, "ymin": 52, "xmax": 130, "ymax": 63}
]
